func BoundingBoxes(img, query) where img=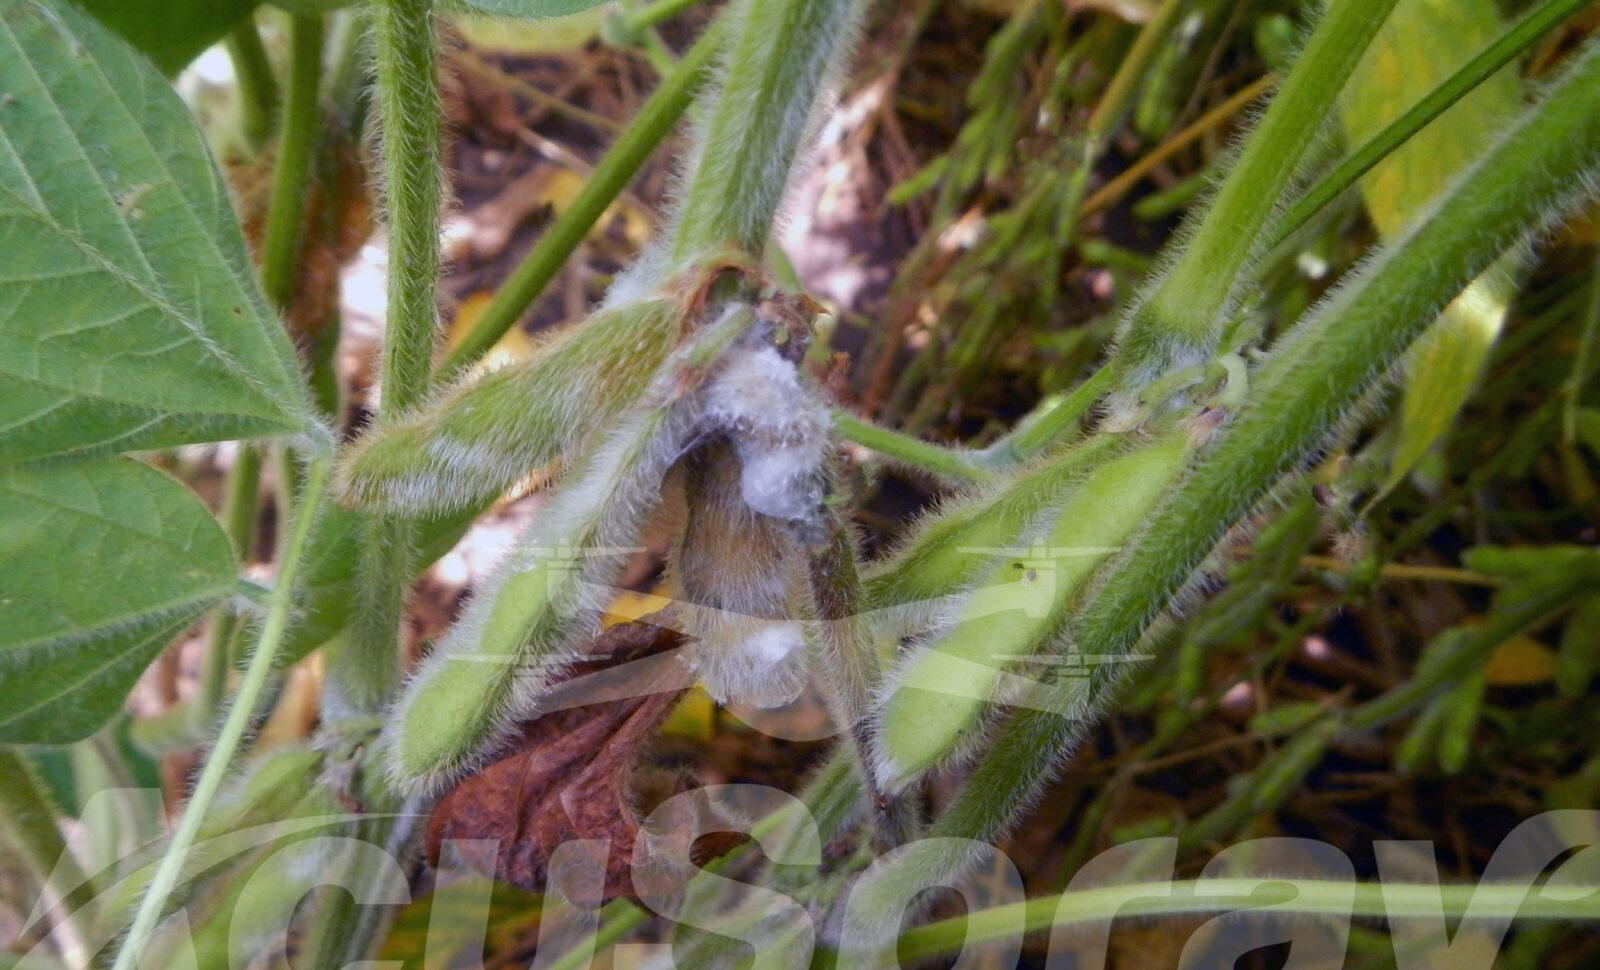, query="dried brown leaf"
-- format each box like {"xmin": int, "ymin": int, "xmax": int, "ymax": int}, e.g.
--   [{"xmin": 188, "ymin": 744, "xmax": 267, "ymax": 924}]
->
[{"xmin": 424, "ymin": 619, "xmax": 743, "ymax": 905}]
